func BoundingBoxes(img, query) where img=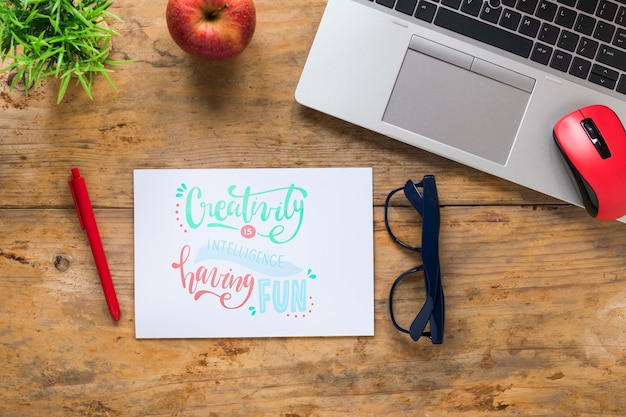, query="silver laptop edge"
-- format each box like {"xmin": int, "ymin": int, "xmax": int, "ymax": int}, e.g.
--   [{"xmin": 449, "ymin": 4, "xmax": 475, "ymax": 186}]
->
[{"xmin": 296, "ymin": 0, "xmax": 626, "ymax": 223}]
